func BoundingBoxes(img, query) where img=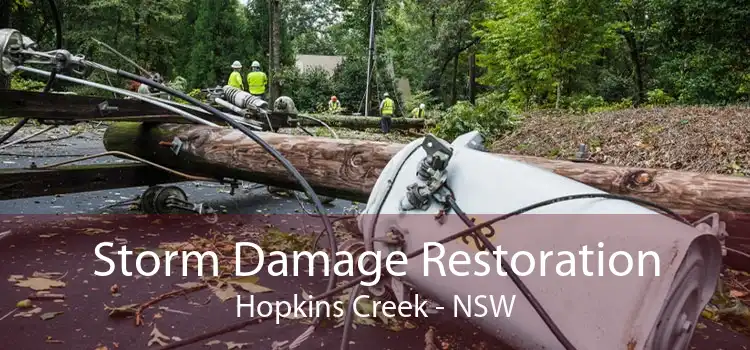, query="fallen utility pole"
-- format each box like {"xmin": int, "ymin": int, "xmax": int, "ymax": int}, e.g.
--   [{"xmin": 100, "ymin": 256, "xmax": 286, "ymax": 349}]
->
[
  {"xmin": 298, "ymin": 114, "xmax": 434, "ymax": 130},
  {"xmin": 103, "ymin": 122, "xmax": 750, "ymax": 264}
]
